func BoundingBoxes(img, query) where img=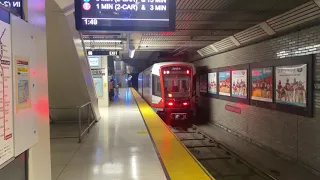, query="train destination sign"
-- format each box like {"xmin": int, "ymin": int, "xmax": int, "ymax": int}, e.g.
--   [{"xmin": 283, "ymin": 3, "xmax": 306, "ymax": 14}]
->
[{"xmin": 75, "ymin": 0, "xmax": 176, "ymax": 31}]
